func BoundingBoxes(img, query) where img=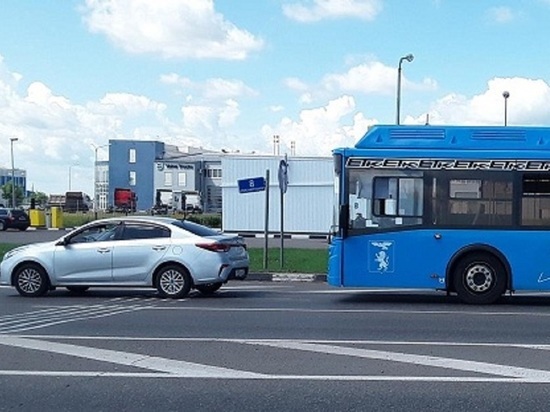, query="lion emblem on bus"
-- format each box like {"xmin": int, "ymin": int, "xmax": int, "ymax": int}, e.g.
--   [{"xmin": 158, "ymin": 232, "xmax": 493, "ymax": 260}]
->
[{"xmin": 369, "ymin": 241, "xmax": 394, "ymax": 273}]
